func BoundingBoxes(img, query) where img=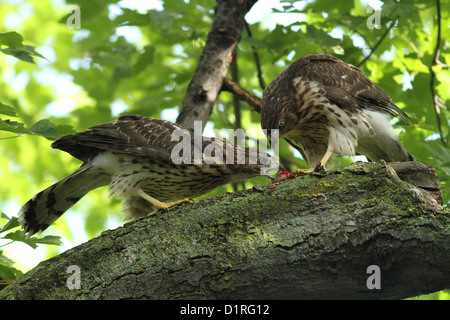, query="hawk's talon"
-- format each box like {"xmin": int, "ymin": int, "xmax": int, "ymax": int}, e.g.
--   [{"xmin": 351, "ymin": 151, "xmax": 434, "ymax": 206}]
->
[
  {"xmin": 294, "ymin": 161, "xmax": 326, "ymax": 177},
  {"xmin": 294, "ymin": 167, "xmax": 315, "ymax": 176},
  {"xmin": 313, "ymin": 162, "xmax": 325, "ymax": 172},
  {"xmin": 147, "ymin": 198, "xmax": 190, "ymax": 216},
  {"xmin": 136, "ymin": 188, "xmax": 190, "ymax": 216}
]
